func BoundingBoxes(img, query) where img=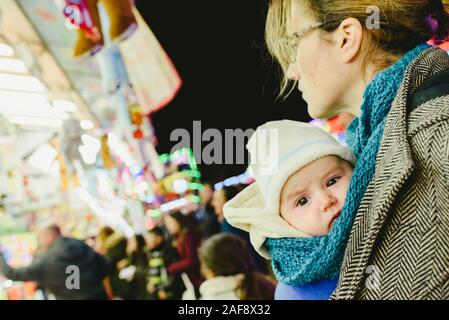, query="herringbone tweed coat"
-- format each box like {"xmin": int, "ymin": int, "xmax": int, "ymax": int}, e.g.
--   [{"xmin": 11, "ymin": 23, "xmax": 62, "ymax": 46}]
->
[{"xmin": 332, "ymin": 47, "xmax": 449, "ymax": 300}]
